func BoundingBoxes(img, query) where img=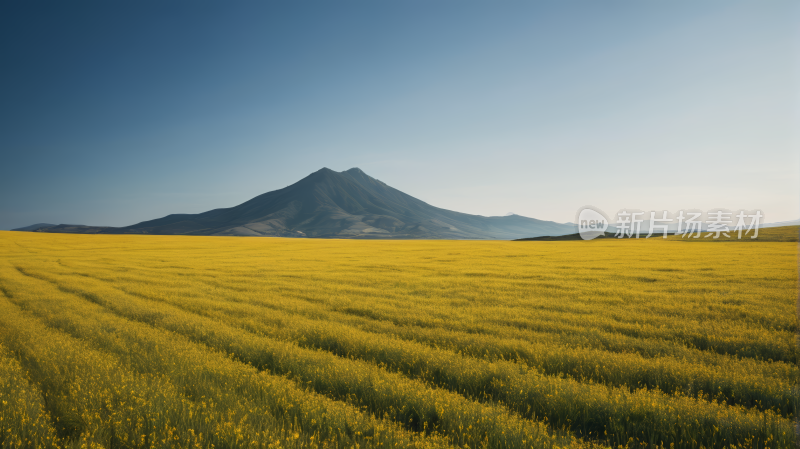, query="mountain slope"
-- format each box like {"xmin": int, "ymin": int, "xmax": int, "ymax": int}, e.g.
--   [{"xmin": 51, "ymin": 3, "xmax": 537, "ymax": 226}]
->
[
  {"xmin": 112, "ymin": 167, "xmax": 573, "ymax": 239},
  {"xmin": 12, "ymin": 223, "xmax": 56, "ymax": 232}
]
